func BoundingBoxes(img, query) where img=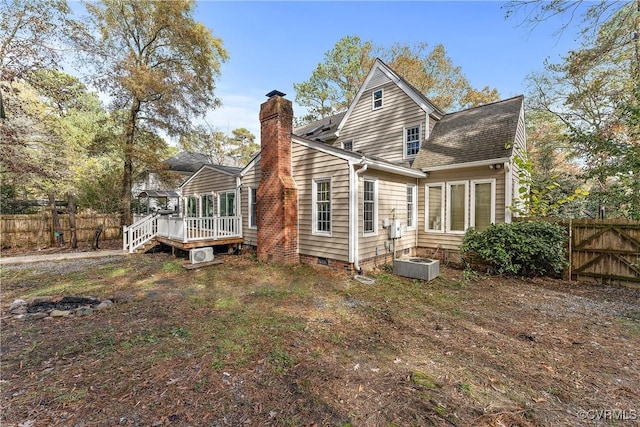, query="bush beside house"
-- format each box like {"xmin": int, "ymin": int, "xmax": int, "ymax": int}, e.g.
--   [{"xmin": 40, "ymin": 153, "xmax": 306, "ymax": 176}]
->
[{"xmin": 461, "ymin": 221, "xmax": 568, "ymax": 277}]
